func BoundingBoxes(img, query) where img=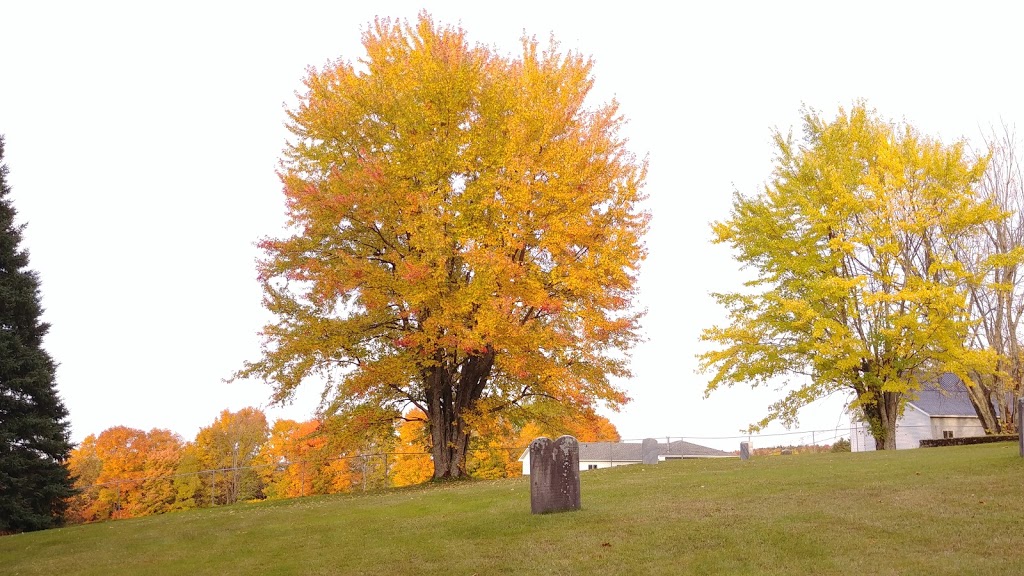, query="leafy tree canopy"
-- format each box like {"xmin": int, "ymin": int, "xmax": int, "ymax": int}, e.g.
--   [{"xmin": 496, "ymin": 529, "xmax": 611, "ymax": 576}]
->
[
  {"xmin": 699, "ymin": 103, "xmax": 1003, "ymax": 449},
  {"xmin": 235, "ymin": 13, "xmax": 648, "ymax": 477}
]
